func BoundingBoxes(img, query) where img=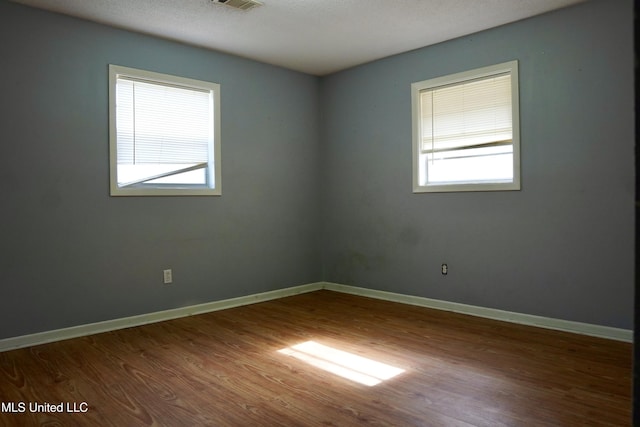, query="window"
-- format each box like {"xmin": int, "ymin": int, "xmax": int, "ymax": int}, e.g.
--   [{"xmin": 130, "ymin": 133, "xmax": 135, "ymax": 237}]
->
[
  {"xmin": 109, "ymin": 65, "xmax": 221, "ymax": 196},
  {"xmin": 411, "ymin": 60, "xmax": 520, "ymax": 193}
]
